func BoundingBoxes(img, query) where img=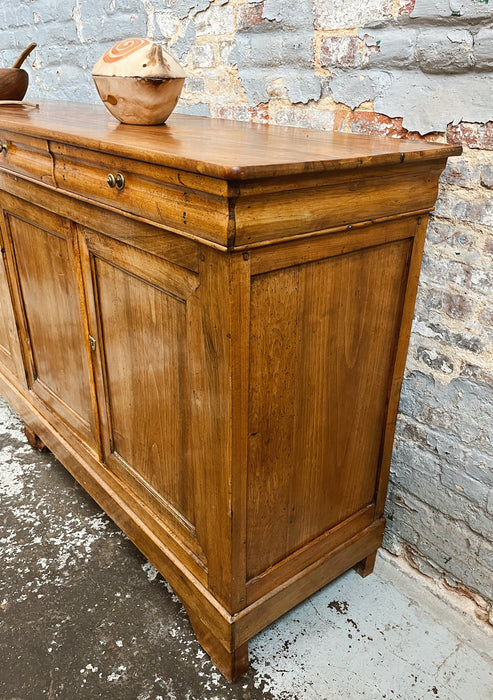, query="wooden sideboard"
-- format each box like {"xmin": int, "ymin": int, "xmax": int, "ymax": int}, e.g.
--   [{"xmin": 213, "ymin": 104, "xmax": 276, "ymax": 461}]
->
[{"xmin": 0, "ymin": 102, "xmax": 460, "ymax": 679}]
